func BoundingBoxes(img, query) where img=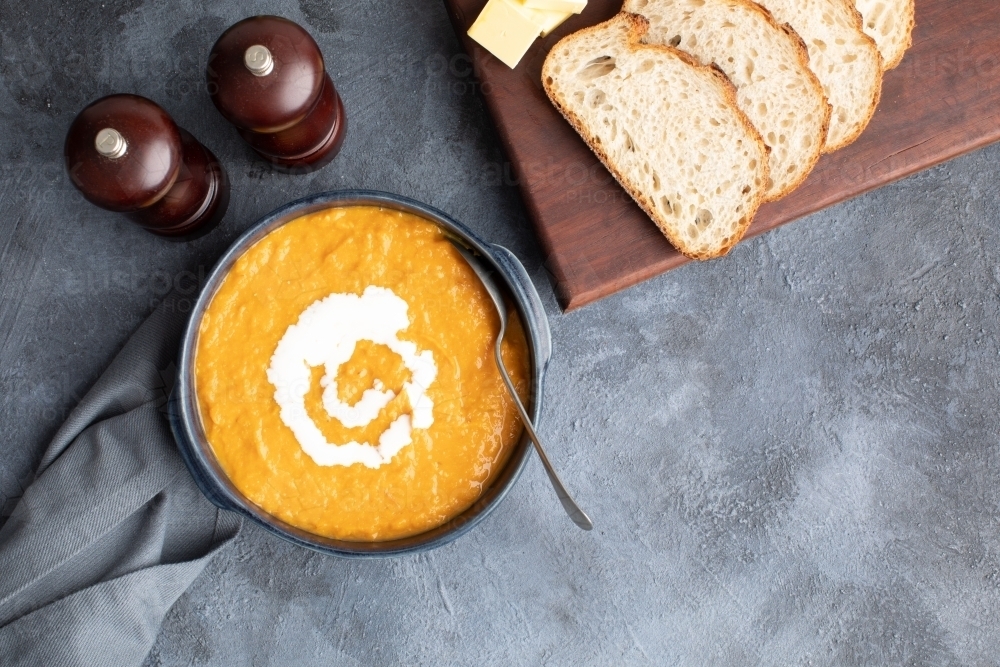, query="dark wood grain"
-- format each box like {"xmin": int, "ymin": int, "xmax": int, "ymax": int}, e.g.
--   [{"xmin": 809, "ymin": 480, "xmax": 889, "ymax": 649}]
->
[
  {"xmin": 443, "ymin": 0, "xmax": 1000, "ymax": 311},
  {"xmin": 64, "ymin": 94, "xmax": 182, "ymax": 212},
  {"xmin": 64, "ymin": 94, "xmax": 230, "ymax": 239},
  {"xmin": 207, "ymin": 16, "xmax": 346, "ymax": 170},
  {"xmin": 133, "ymin": 128, "xmax": 231, "ymax": 239}
]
